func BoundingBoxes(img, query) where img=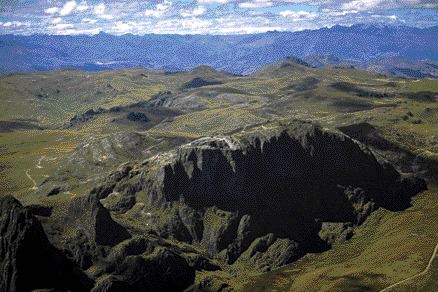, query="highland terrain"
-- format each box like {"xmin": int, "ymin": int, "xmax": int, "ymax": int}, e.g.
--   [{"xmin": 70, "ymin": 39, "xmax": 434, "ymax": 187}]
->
[{"xmin": 0, "ymin": 57, "xmax": 437, "ymax": 291}]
